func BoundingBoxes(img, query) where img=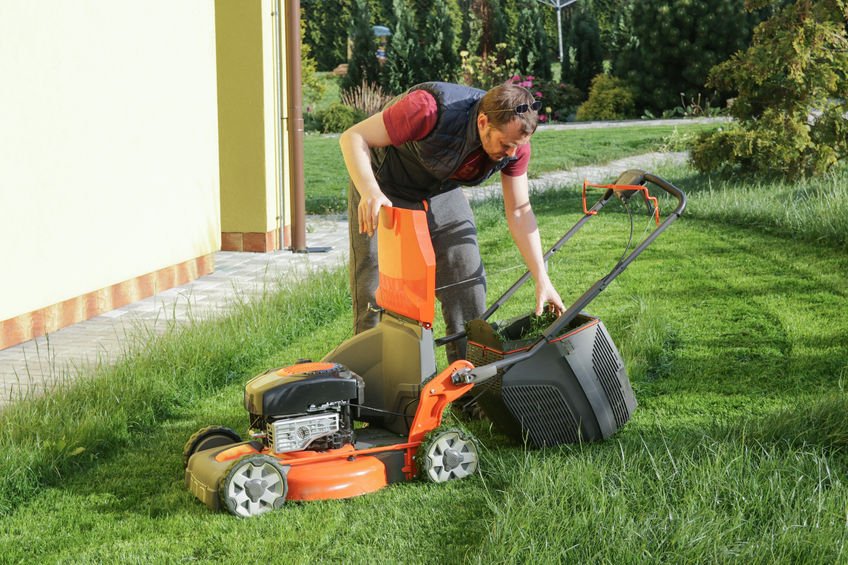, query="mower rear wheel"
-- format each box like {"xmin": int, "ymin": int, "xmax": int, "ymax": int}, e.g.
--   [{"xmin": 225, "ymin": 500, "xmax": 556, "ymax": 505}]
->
[
  {"xmin": 182, "ymin": 426, "xmax": 242, "ymax": 468},
  {"xmin": 220, "ymin": 454, "xmax": 288, "ymax": 518},
  {"xmin": 419, "ymin": 428, "xmax": 480, "ymax": 483}
]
